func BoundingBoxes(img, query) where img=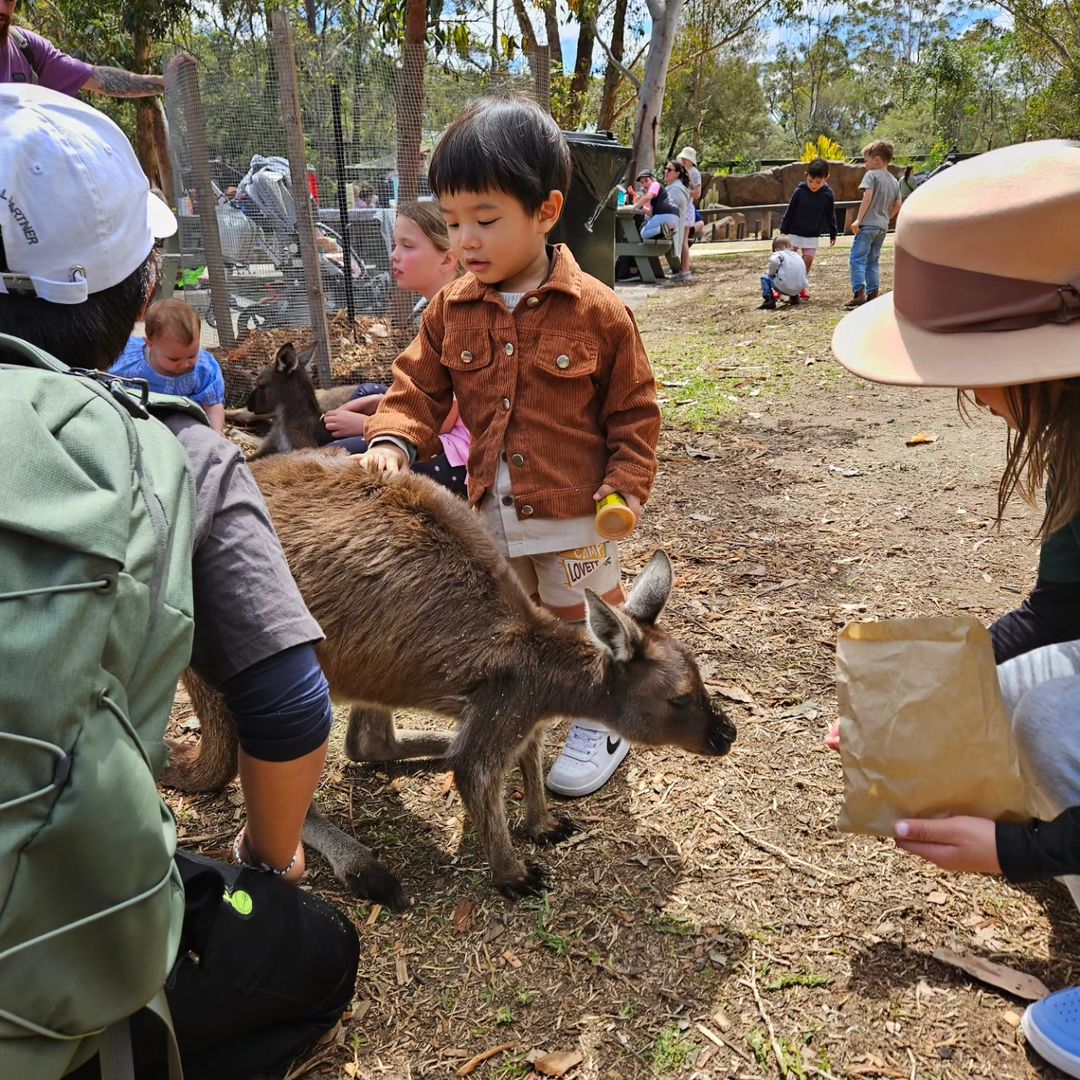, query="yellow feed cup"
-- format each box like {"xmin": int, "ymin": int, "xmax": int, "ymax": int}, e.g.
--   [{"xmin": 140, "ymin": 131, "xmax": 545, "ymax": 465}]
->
[{"xmin": 595, "ymin": 493, "xmax": 637, "ymax": 541}]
